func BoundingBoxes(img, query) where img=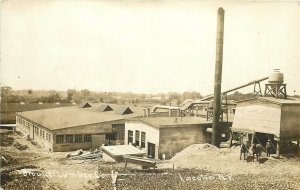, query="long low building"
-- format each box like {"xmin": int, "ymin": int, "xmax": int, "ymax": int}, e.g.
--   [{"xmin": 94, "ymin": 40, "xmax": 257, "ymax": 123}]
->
[
  {"xmin": 16, "ymin": 103, "xmax": 144, "ymax": 152},
  {"xmin": 124, "ymin": 117, "xmax": 231, "ymax": 160}
]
